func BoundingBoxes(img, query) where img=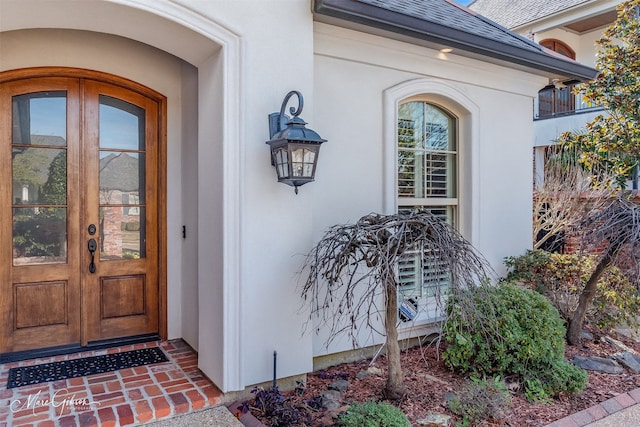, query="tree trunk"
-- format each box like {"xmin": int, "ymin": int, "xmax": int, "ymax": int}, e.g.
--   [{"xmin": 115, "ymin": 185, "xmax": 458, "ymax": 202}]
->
[
  {"xmin": 383, "ymin": 276, "xmax": 406, "ymax": 400},
  {"xmin": 567, "ymin": 252, "xmax": 613, "ymax": 345}
]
